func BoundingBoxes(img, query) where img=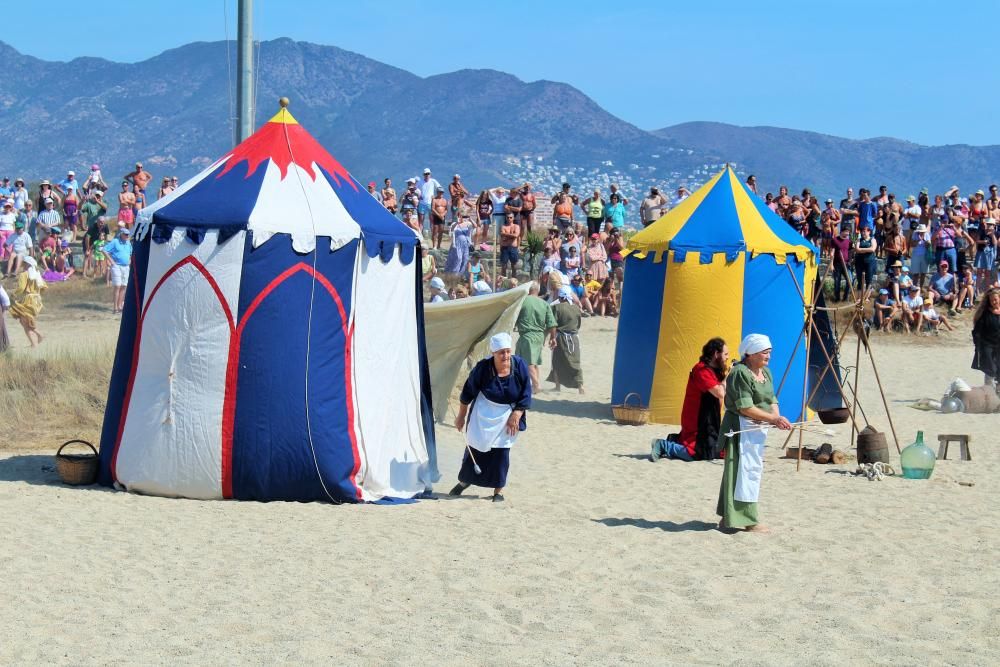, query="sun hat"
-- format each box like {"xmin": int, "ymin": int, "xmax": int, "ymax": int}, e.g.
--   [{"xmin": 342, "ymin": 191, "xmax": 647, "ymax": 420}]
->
[
  {"xmin": 825, "ymin": 198, "xmax": 833, "ymax": 203},
  {"xmin": 891, "ymin": 260, "xmax": 903, "ymax": 267},
  {"xmin": 902, "ymin": 265, "xmax": 910, "ymax": 272},
  {"xmin": 590, "ymin": 233, "xmax": 600, "ymax": 239},
  {"xmin": 939, "ymin": 260, "xmax": 949, "ymax": 266},
  {"xmin": 67, "ymin": 170, "xmax": 75, "ymax": 176},
  {"xmin": 367, "ymin": 181, "xmax": 376, "ymax": 187},
  {"xmin": 40, "ymin": 179, "xmax": 50, "ymax": 186},
  {"xmin": 909, "ymin": 285, "xmax": 919, "ymax": 291},
  {"xmin": 429, "ymin": 277, "xmax": 445, "ymax": 290},
  {"xmin": 15, "ymin": 220, "xmax": 24, "ymax": 229},
  {"xmin": 906, "ymin": 195, "xmax": 915, "ymax": 201},
  {"xmin": 120, "ymin": 227, "xmax": 131, "ymax": 236},
  {"xmin": 915, "ymin": 224, "xmax": 928, "ymax": 233},
  {"xmin": 91, "ymin": 164, "xmax": 100, "ymax": 170},
  {"xmin": 923, "ymin": 298, "xmax": 932, "ymax": 305},
  {"xmin": 422, "ymin": 168, "xmax": 431, "ymax": 174},
  {"xmin": 879, "ymin": 288, "xmax": 889, "ymax": 295},
  {"xmin": 43, "ymin": 197, "xmax": 53, "ymax": 204}
]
